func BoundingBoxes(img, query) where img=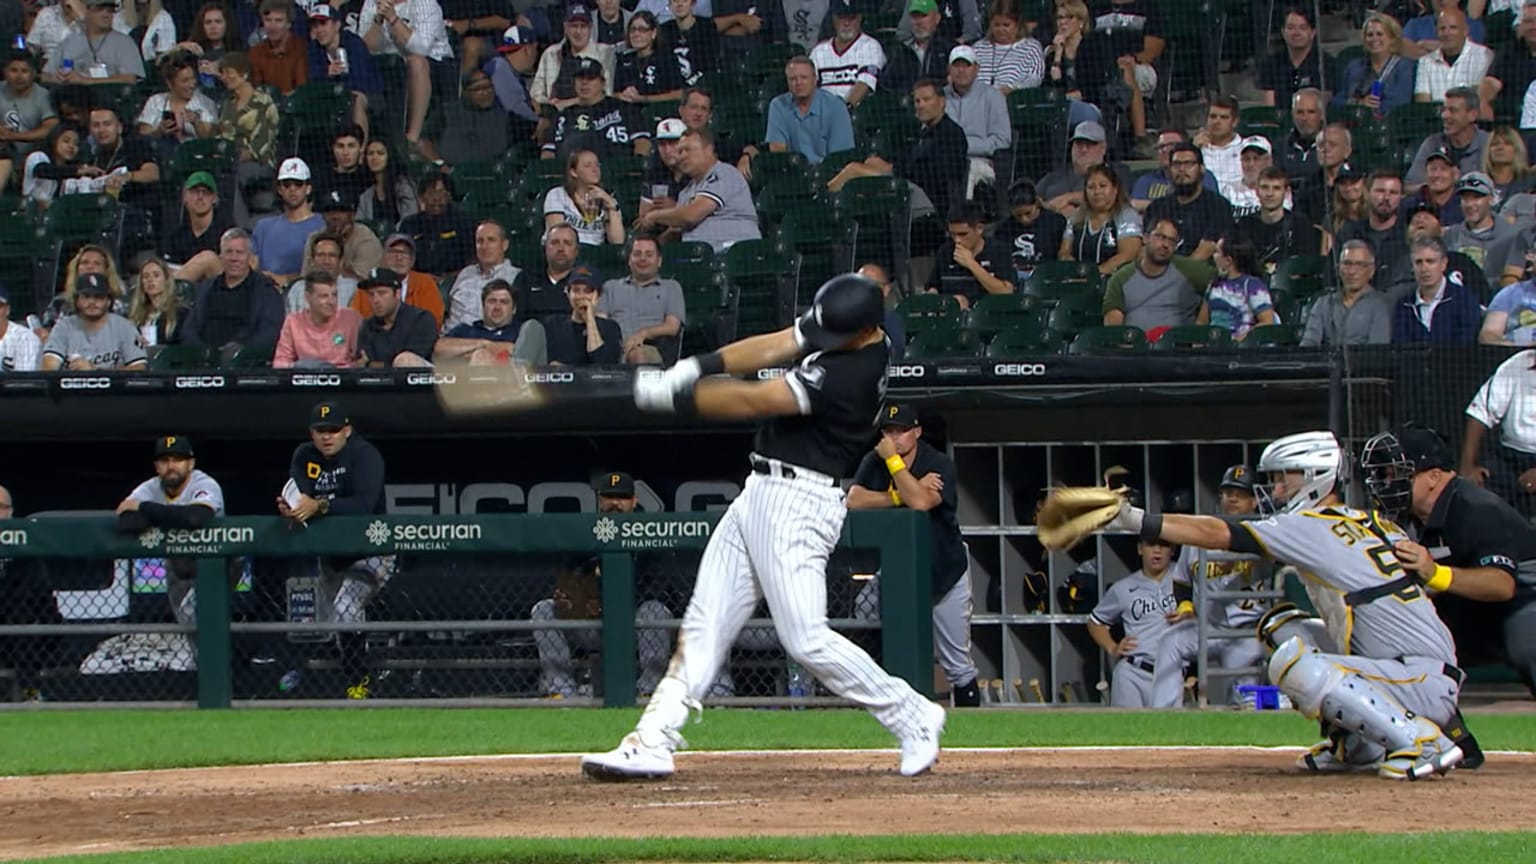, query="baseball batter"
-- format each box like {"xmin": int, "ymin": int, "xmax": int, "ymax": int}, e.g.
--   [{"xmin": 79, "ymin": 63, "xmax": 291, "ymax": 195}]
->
[
  {"xmin": 115, "ymin": 435, "xmax": 226, "ymax": 625},
  {"xmin": 1105, "ymin": 431, "xmax": 1465, "ymax": 779},
  {"xmin": 846, "ymin": 402, "xmax": 980, "ymax": 707},
  {"xmin": 582, "ymin": 273, "xmax": 945, "ymax": 781},
  {"xmin": 1087, "ymin": 539, "xmax": 1178, "ymax": 707},
  {"xmin": 1150, "ymin": 465, "xmax": 1271, "ymax": 708}
]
